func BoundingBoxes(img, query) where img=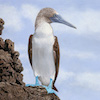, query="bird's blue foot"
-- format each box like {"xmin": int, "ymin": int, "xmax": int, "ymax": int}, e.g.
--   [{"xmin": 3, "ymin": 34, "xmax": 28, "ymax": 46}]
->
[
  {"xmin": 42, "ymin": 79, "xmax": 57, "ymax": 95},
  {"xmin": 44, "ymin": 86, "xmax": 57, "ymax": 94},
  {"xmin": 26, "ymin": 76, "xmax": 40, "ymax": 87}
]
